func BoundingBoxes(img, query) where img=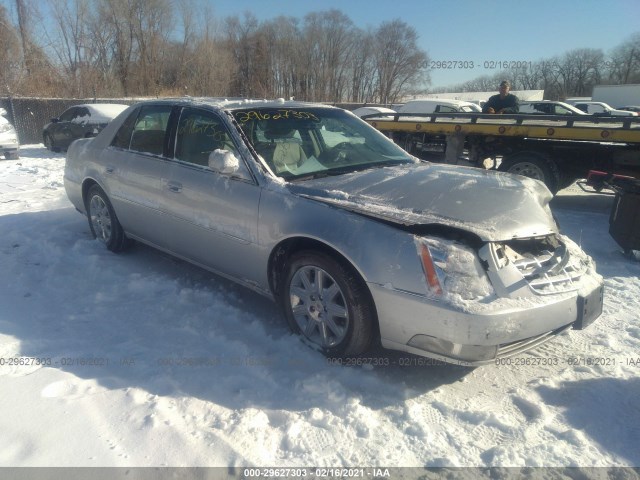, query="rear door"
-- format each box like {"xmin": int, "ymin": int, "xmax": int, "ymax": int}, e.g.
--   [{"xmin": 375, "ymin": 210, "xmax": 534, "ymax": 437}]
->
[
  {"xmin": 66, "ymin": 106, "xmax": 92, "ymax": 147},
  {"xmin": 103, "ymin": 104, "xmax": 176, "ymax": 248},
  {"xmin": 54, "ymin": 107, "xmax": 78, "ymax": 148}
]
